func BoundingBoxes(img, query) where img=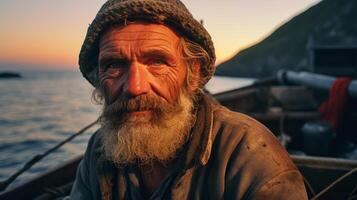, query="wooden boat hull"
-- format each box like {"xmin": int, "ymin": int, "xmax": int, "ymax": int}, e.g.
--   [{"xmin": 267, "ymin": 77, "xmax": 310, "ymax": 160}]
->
[{"xmin": 0, "ymin": 156, "xmax": 81, "ymax": 200}]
